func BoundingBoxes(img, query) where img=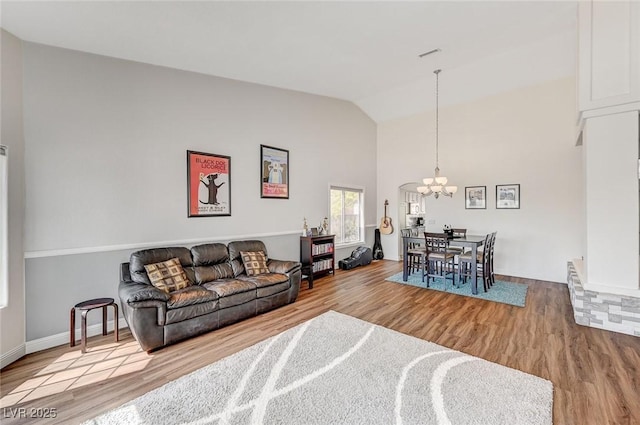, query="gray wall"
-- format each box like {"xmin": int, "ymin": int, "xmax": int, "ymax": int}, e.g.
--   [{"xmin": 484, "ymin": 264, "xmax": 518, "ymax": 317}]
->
[
  {"xmin": 0, "ymin": 30, "xmax": 26, "ymax": 366},
  {"xmin": 22, "ymin": 43, "xmax": 377, "ymax": 343}
]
